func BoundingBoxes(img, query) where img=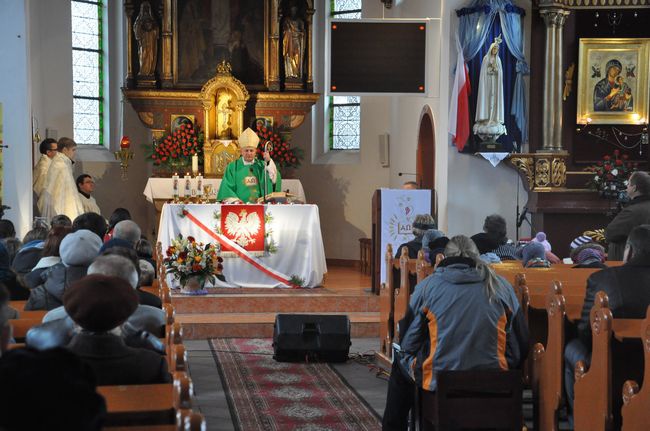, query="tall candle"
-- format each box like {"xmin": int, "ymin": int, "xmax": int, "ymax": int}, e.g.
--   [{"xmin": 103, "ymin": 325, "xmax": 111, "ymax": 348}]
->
[
  {"xmin": 172, "ymin": 173, "xmax": 179, "ymax": 199},
  {"xmin": 183, "ymin": 173, "xmax": 191, "ymax": 198},
  {"xmin": 192, "ymin": 154, "xmax": 199, "ymax": 175},
  {"xmin": 196, "ymin": 174, "xmax": 203, "ymax": 197}
]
